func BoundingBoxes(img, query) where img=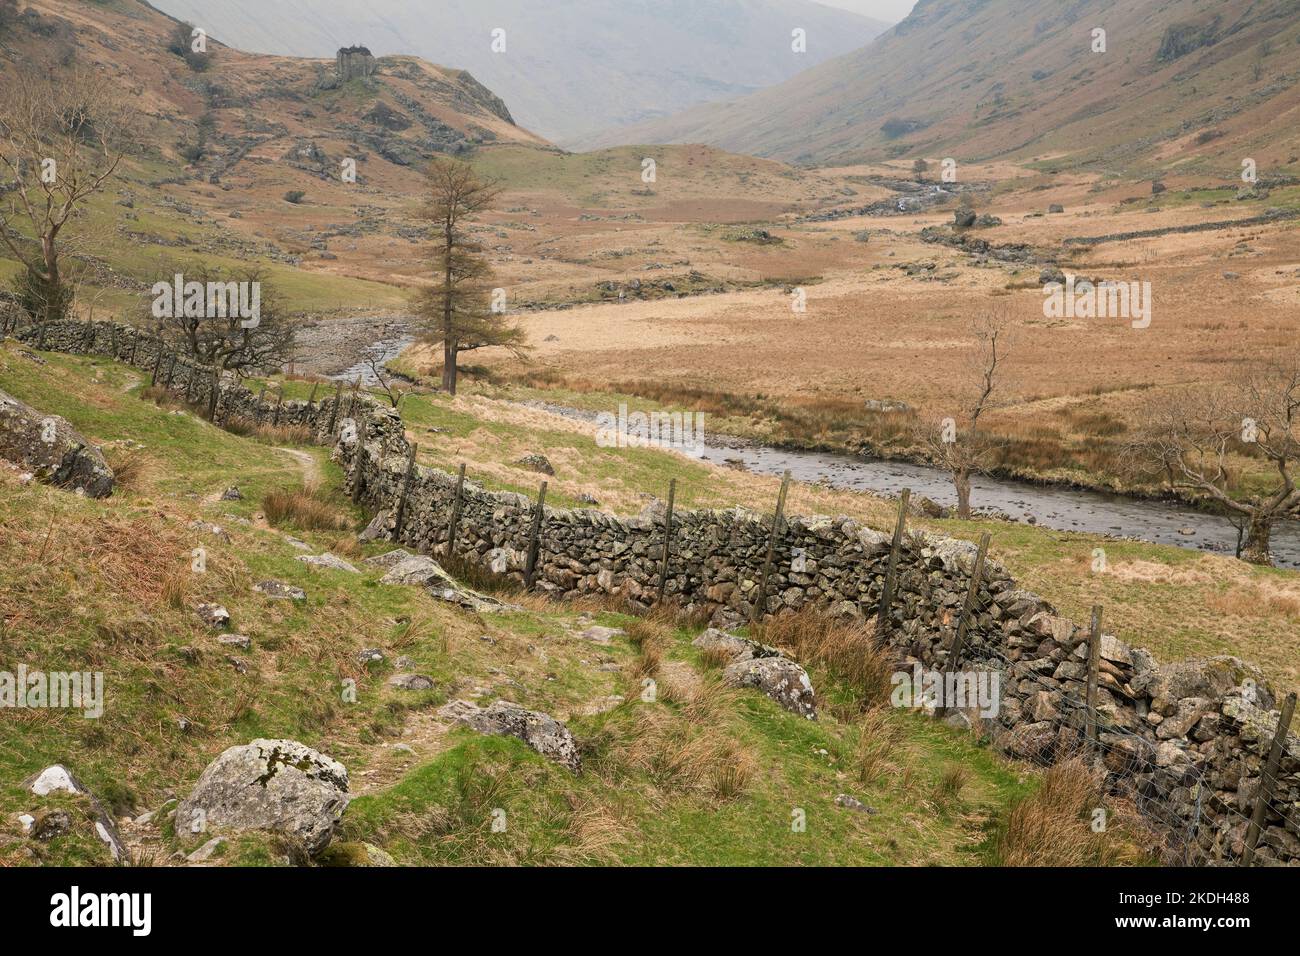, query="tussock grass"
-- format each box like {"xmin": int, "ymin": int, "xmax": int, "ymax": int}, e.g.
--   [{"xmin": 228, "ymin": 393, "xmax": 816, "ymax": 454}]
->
[
  {"xmin": 994, "ymin": 758, "xmax": 1153, "ymax": 866},
  {"xmin": 262, "ymin": 485, "xmax": 351, "ymax": 532},
  {"xmin": 757, "ymin": 608, "xmax": 896, "ymax": 710},
  {"xmin": 850, "ymin": 707, "xmax": 907, "ymax": 787}
]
